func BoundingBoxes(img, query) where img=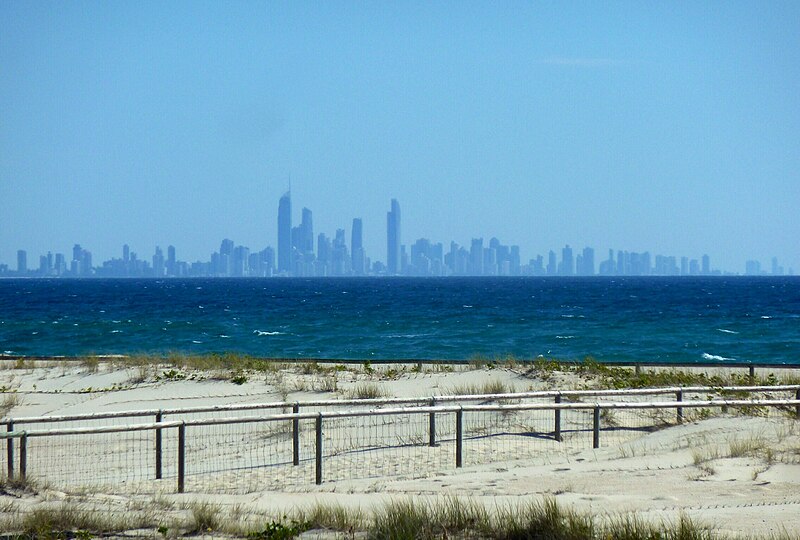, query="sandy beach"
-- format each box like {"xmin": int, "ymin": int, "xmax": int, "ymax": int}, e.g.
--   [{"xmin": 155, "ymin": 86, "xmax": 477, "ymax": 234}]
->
[{"xmin": 1, "ymin": 358, "xmax": 799, "ymax": 537}]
